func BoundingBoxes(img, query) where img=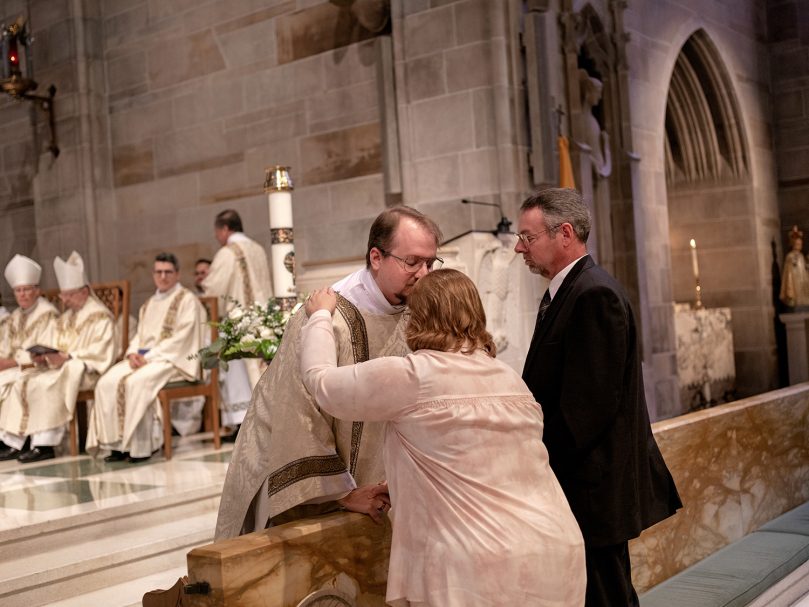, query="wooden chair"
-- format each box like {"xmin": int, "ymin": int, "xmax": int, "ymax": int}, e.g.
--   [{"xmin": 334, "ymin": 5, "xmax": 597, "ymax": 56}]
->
[
  {"xmin": 156, "ymin": 296, "xmax": 221, "ymax": 460},
  {"xmin": 44, "ymin": 281, "xmax": 130, "ymax": 456}
]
